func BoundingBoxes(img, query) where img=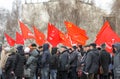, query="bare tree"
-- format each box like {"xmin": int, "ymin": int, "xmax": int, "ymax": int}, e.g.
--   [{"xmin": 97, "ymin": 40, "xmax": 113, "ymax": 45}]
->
[
  {"xmin": 46, "ymin": 0, "xmax": 79, "ymax": 32},
  {"xmin": 112, "ymin": 0, "xmax": 120, "ymax": 35},
  {"xmin": 0, "ymin": 9, "xmax": 8, "ymax": 43},
  {"xmin": 112, "ymin": 0, "xmax": 120, "ymax": 13},
  {"xmin": 5, "ymin": 0, "xmax": 20, "ymax": 38}
]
